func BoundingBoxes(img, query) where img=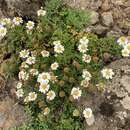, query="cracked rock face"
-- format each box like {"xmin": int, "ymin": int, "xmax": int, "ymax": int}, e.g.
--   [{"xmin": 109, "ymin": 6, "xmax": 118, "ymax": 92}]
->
[
  {"xmin": 107, "ymin": 59, "xmax": 130, "ymax": 109},
  {"xmin": 0, "ymin": 97, "xmax": 29, "ymax": 129},
  {"xmin": 84, "ymin": 59, "xmax": 130, "ymax": 130}
]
